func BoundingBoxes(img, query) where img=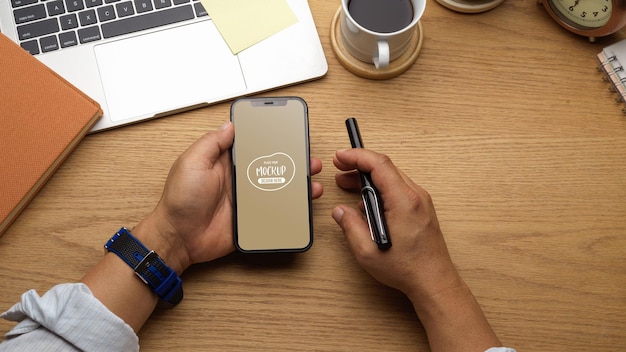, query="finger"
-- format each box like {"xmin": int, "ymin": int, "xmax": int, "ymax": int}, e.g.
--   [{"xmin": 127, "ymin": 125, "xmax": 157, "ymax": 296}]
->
[
  {"xmin": 332, "ymin": 150, "xmax": 355, "ymax": 172},
  {"xmin": 186, "ymin": 122, "xmax": 235, "ymax": 167},
  {"xmin": 334, "ymin": 170, "xmax": 361, "ymax": 192},
  {"xmin": 332, "ymin": 205, "xmax": 378, "ymax": 256},
  {"xmin": 334, "ymin": 148, "xmax": 407, "ymax": 197},
  {"xmin": 310, "ymin": 156, "xmax": 323, "ymax": 199},
  {"xmin": 311, "ymin": 181, "xmax": 323, "ymax": 200},
  {"xmin": 310, "ymin": 156, "xmax": 322, "ymax": 176}
]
